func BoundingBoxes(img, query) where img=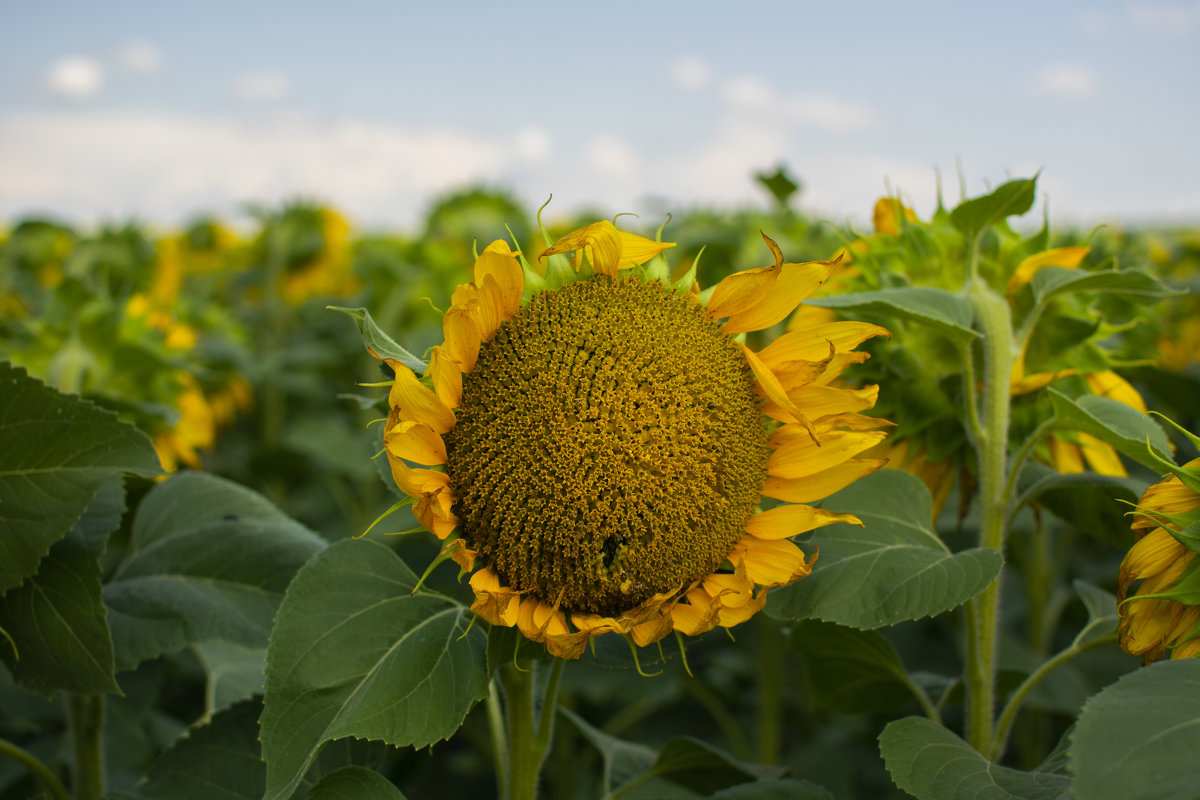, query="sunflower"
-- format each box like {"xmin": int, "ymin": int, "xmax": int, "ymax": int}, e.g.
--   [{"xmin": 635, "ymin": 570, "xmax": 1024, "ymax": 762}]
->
[
  {"xmin": 375, "ymin": 220, "xmax": 889, "ymax": 659},
  {"xmin": 1118, "ymin": 457, "xmax": 1200, "ymax": 662}
]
